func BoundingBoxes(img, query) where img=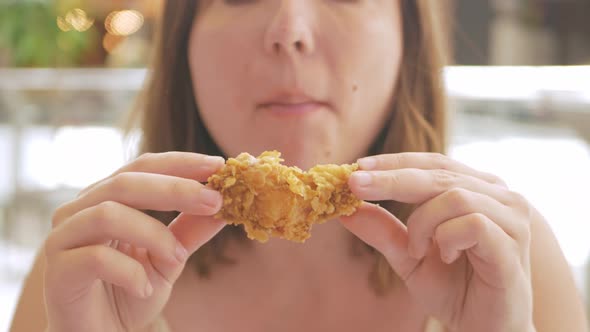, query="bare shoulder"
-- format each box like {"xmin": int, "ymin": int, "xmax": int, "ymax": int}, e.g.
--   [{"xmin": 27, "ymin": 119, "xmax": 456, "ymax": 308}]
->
[
  {"xmin": 9, "ymin": 248, "xmax": 48, "ymax": 332},
  {"xmin": 530, "ymin": 210, "xmax": 589, "ymax": 332}
]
